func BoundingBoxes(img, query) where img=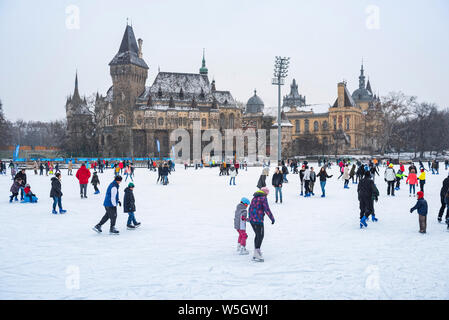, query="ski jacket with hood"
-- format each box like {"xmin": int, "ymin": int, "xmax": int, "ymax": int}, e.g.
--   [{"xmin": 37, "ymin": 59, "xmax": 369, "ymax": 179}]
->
[
  {"xmin": 384, "ymin": 168, "xmax": 396, "ymax": 181},
  {"xmin": 50, "ymin": 177, "xmax": 62, "ymax": 198},
  {"xmin": 248, "ymin": 190, "xmax": 275, "ymax": 225},
  {"xmin": 234, "ymin": 202, "xmax": 248, "ymax": 230},
  {"xmin": 123, "ymin": 187, "xmax": 136, "ymax": 213},
  {"xmin": 76, "ymin": 165, "xmax": 91, "ymax": 184}
]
